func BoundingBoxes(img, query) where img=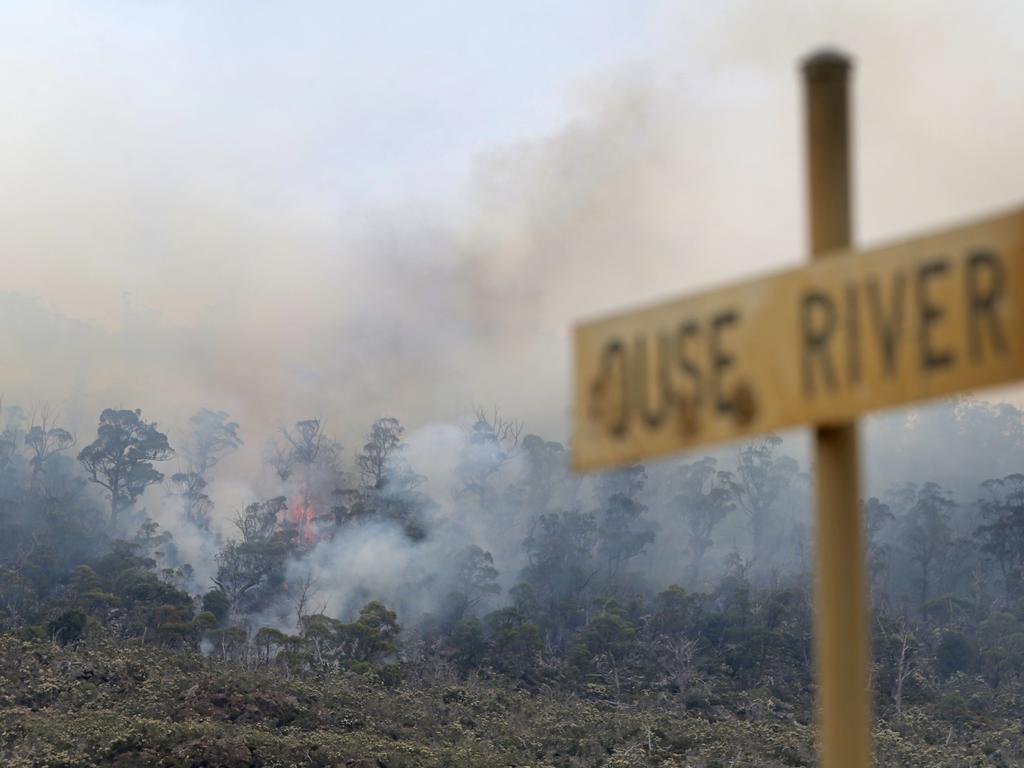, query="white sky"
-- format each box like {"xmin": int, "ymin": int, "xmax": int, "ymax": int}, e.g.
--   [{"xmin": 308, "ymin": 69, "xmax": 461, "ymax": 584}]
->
[{"xmin": 0, "ymin": 2, "xmax": 667, "ymax": 230}]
